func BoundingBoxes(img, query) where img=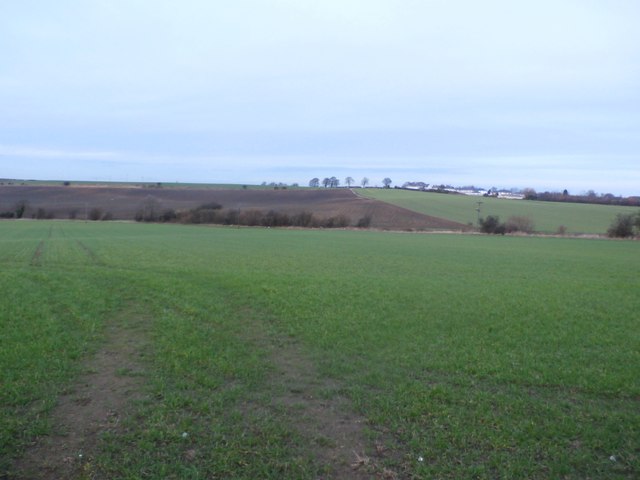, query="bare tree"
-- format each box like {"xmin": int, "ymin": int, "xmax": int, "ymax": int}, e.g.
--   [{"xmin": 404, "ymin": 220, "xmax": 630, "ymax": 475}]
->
[
  {"xmin": 309, "ymin": 178, "xmax": 320, "ymax": 188},
  {"xmin": 330, "ymin": 176, "xmax": 339, "ymax": 188},
  {"xmin": 345, "ymin": 176, "xmax": 354, "ymax": 187},
  {"xmin": 523, "ymin": 188, "xmax": 537, "ymax": 200},
  {"xmin": 135, "ymin": 196, "xmax": 162, "ymax": 222},
  {"xmin": 361, "ymin": 177, "xmax": 369, "ymax": 188},
  {"xmin": 382, "ymin": 177, "xmax": 392, "ymax": 188},
  {"xmin": 322, "ymin": 177, "xmax": 330, "ymax": 188}
]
